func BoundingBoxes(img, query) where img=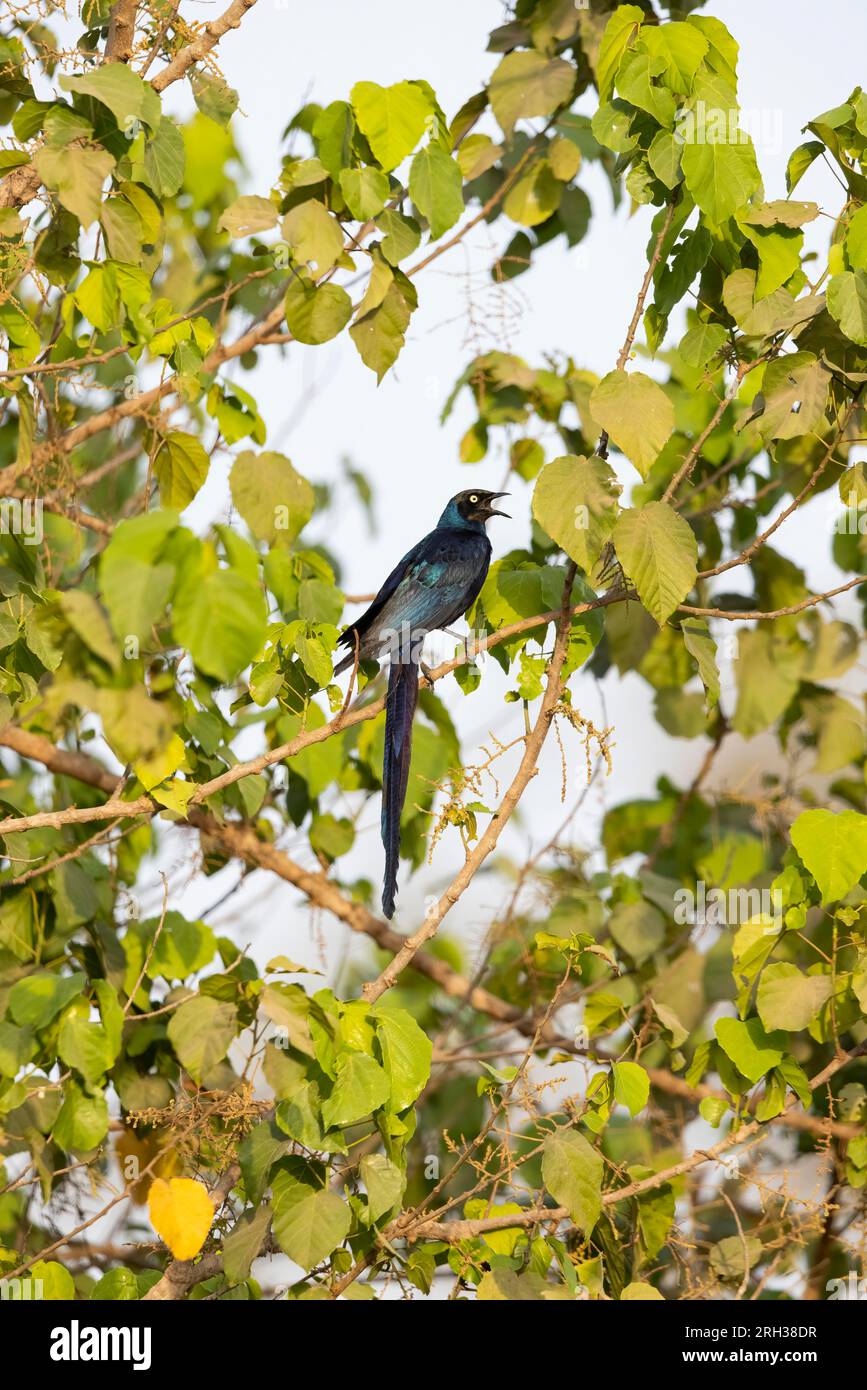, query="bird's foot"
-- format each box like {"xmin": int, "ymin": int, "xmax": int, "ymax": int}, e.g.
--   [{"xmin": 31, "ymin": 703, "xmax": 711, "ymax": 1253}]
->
[{"xmin": 420, "ymin": 661, "xmax": 437, "ymax": 687}]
